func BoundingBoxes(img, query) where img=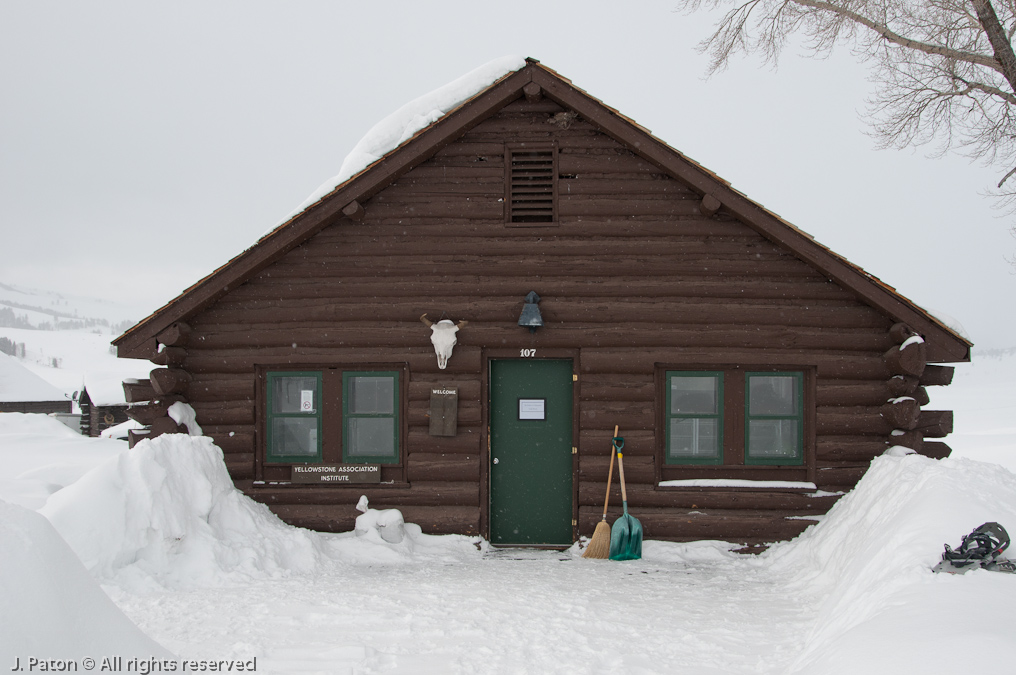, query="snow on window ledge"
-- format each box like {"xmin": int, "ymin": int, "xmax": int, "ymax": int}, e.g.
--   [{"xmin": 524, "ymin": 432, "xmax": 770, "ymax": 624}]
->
[{"xmin": 658, "ymin": 479, "xmax": 818, "ymax": 490}]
